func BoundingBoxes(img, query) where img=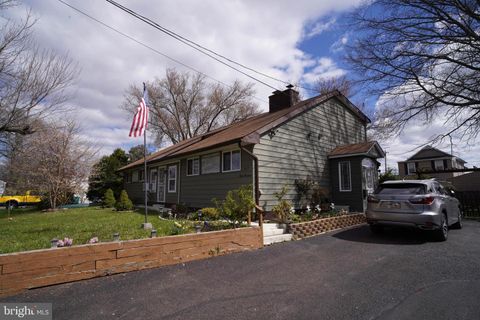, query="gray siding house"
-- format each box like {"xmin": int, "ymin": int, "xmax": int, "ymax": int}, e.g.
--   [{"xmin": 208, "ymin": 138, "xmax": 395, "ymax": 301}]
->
[{"xmin": 119, "ymin": 88, "xmax": 385, "ymax": 212}]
